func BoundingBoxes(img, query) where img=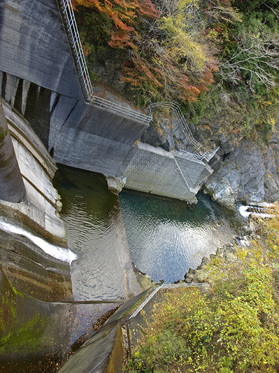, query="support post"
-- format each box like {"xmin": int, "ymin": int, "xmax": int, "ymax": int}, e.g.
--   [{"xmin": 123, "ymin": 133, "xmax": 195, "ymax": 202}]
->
[{"xmin": 0, "ymin": 100, "xmax": 26, "ymax": 202}]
